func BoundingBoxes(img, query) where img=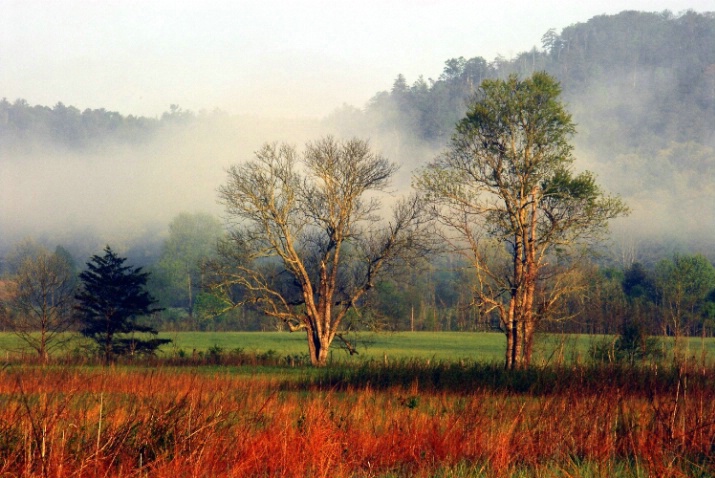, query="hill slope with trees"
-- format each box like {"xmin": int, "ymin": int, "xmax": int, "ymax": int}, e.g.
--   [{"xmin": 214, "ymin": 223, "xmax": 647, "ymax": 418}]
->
[{"xmin": 331, "ymin": 10, "xmax": 714, "ymax": 259}]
